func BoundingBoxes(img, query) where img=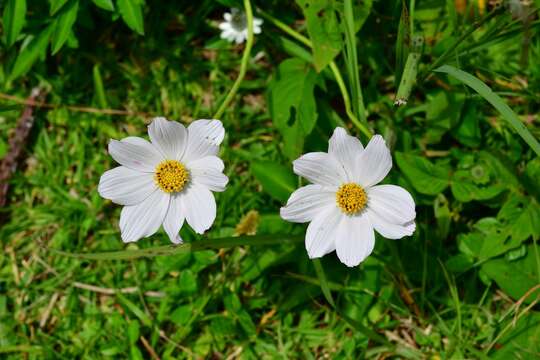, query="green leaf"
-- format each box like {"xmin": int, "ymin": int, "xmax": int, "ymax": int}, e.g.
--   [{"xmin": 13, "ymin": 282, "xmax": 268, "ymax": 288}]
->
[
  {"xmin": 49, "ymin": 0, "xmax": 68, "ymax": 15},
  {"xmin": 295, "ymin": 0, "xmax": 341, "ymax": 72},
  {"xmin": 2, "ymin": 0, "xmax": 26, "ymax": 47},
  {"xmin": 395, "ymin": 152, "xmax": 451, "ymax": 195},
  {"xmin": 251, "ymin": 161, "xmax": 296, "ymax": 202},
  {"xmin": 92, "ymin": 0, "xmax": 114, "ymax": 11},
  {"xmin": 268, "ymin": 58, "xmax": 318, "ymax": 159},
  {"xmin": 9, "ymin": 25, "xmax": 54, "ymax": 81},
  {"xmin": 51, "ymin": 0, "xmax": 79, "ymax": 55},
  {"xmin": 481, "ymin": 244, "xmax": 540, "ymax": 304},
  {"xmin": 116, "ymin": 0, "xmax": 144, "ymax": 35},
  {"xmin": 434, "ymin": 65, "xmax": 540, "ymax": 156}
]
